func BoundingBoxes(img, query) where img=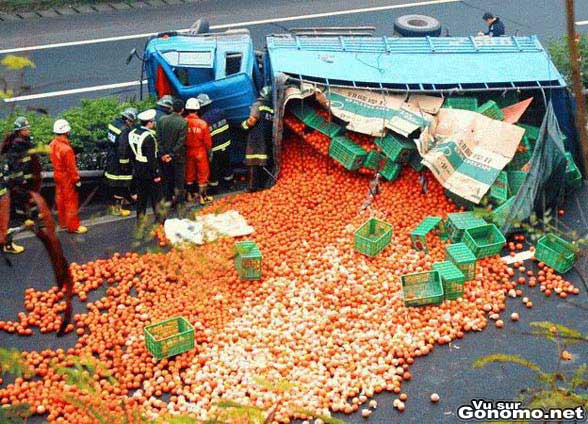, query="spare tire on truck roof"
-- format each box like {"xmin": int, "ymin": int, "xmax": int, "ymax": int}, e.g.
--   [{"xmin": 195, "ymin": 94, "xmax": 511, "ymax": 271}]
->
[{"xmin": 394, "ymin": 14, "xmax": 442, "ymax": 37}]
